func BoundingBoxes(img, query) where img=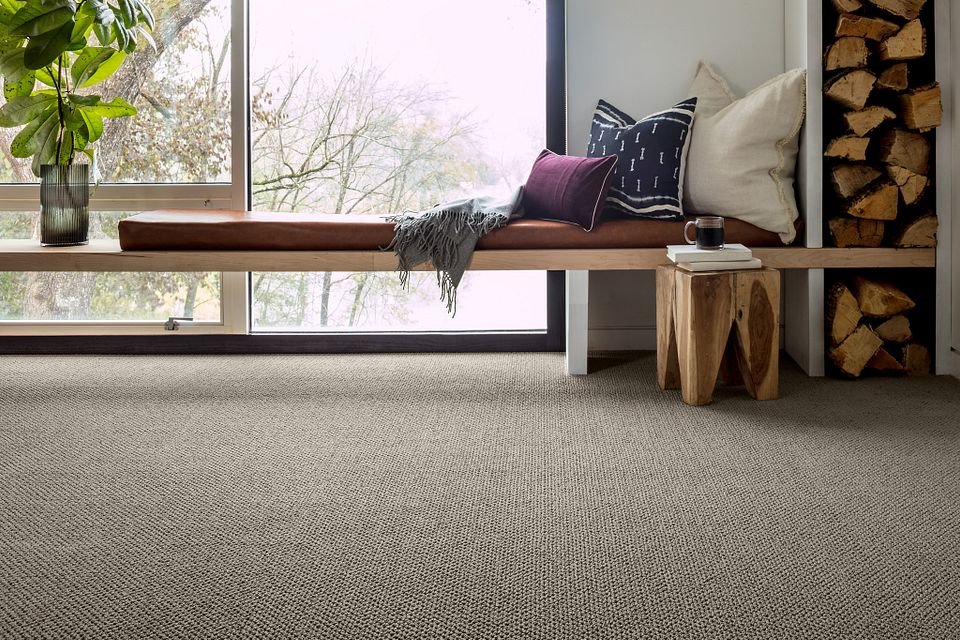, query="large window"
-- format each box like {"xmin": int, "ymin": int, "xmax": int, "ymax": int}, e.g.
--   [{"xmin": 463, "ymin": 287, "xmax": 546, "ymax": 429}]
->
[
  {"xmin": 0, "ymin": 0, "xmax": 558, "ymax": 341},
  {"xmin": 248, "ymin": 0, "xmax": 548, "ymax": 332}
]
